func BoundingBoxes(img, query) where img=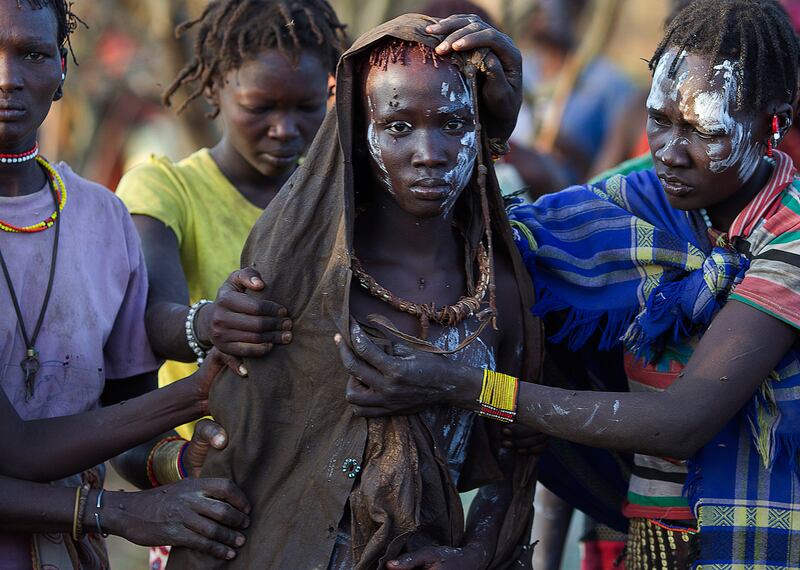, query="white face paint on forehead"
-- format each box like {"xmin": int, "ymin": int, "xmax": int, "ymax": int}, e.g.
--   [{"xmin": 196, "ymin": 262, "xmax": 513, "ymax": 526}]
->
[
  {"xmin": 440, "ymin": 72, "xmax": 478, "ymax": 217},
  {"xmin": 647, "ymin": 51, "xmax": 762, "ymax": 183}
]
